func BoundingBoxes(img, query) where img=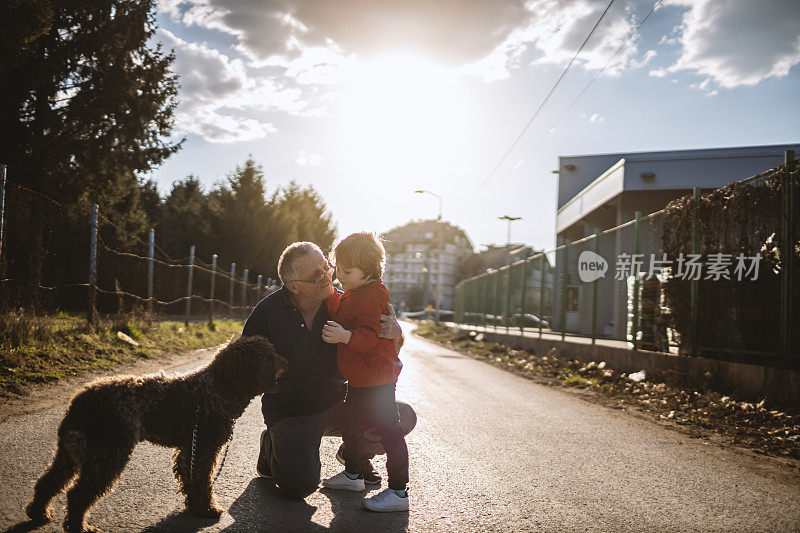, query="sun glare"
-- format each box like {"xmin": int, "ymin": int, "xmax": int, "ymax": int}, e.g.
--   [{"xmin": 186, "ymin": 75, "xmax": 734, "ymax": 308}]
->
[{"xmin": 335, "ymin": 54, "xmax": 470, "ymax": 182}]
